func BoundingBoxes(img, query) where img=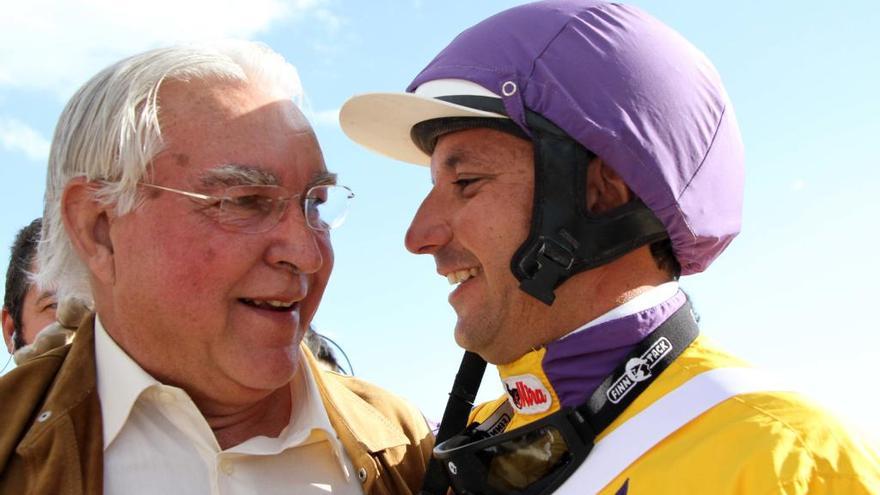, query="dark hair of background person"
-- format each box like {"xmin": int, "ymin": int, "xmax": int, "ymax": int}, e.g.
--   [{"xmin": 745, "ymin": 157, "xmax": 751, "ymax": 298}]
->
[
  {"xmin": 4, "ymin": 218, "xmax": 42, "ymax": 351},
  {"xmin": 304, "ymin": 327, "xmax": 345, "ymax": 373}
]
